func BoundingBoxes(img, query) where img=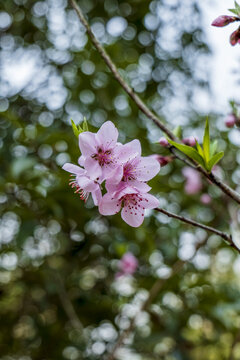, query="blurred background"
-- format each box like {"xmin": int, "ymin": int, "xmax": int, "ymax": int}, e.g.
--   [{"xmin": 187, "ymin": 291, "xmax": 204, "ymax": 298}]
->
[{"xmin": 1, "ymin": 0, "xmax": 240, "ymax": 359}]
